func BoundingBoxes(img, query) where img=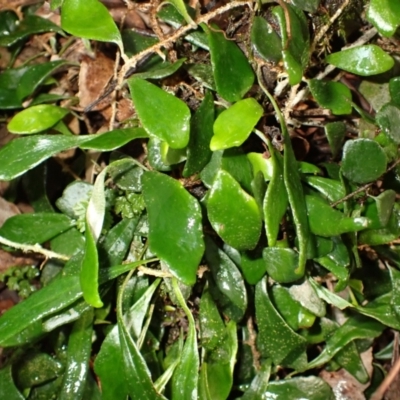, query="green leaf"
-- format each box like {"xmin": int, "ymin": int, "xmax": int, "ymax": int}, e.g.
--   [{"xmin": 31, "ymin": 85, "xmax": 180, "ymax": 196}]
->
[
  {"xmin": 165, "ymin": 0, "xmax": 195, "ymax": 25},
  {"xmin": 389, "ymin": 77, "xmax": 400, "ymax": 107},
  {"xmin": 202, "ymin": 23, "xmax": 254, "ymax": 102},
  {"xmin": 376, "ymin": 102, "xmax": 400, "ymax": 144},
  {"xmin": 206, "ymin": 170, "xmax": 262, "ymax": 251},
  {"xmin": 200, "ymin": 321, "xmax": 237, "ymax": 400},
  {"xmin": 266, "ymin": 377, "xmax": 334, "ymax": 400},
  {"xmin": 264, "ymin": 147, "xmax": 288, "ymax": 247},
  {"xmin": 251, "ymin": 17, "xmax": 282, "ymax": 63},
  {"xmin": 61, "ymin": 0, "xmax": 122, "ymax": 46},
  {"xmin": 0, "ymin": 15, "xmax": 64, "ymax": 47},
  {"xmin": 255, "ymin": 279, "xmax": 307, "ymax": 369},
  {"xmin": 128, "ymin": 78, "xmax": 190, "ymax": 149},
  {"xmin": 183, "ymin": 91, "xmax": 214, "ymax": 177},
  {"xmin": 118, "ymin": 309, "xmax": 165, "ymax": 399},
  {"xmin": 0, "ymin": 128, "xmax": 147, "ymax": 181},
  {"xmin": 326, "ymin": 45, "xmax": 394, "ymax": 76},
  {"xmin": 367, "ymin": 0, "xmax": 400, "ymax": 37},
  {"xmin": 210, "ymin": 98, "xmax": 263, "ymax": 151},
  {"xmin": 305, "ymin": 316, "xmax": 384, "ymax": 370},
  {"xmin": 324, "ymin": 121, "xmax": 346, "ymax": 158},
  {"xmin": 142, "ymin": 171, "xmax": 204, "ymax": 285},
  {"xmin": 133, "ymin": 59, "xmax": 187, "ymax": 80},
  {"xmin": 80, "ymin": 127, "xmax": 149, "ymax": 151},
  {"xmin": 273, "ymin": 4, "xmax": 310, "ymax": 85},
  {"xmin": 288, "ymin": 280, "xmax": 326, "ymax": 317},
  {"xmin": 291, "ymin": 0, "xmax": 321, "ymax": 13},
  {"xmin": 14, "ymin": 351, "xmax": 63, "ymax": 389},
  {"xmin": 94, "ymin": 329, "xmax": 129, "ymax": 400},
  {"xmin": 0, "ymin": 366, "xmax": 24, "ymax": 400},
  {"xmin": 303, "ymin": 175, "xmax": 345, "ymax": 203},
  {"xmin": 0, "ymin": 255, "xmax": 152, "ymax": 347},
  {"xmin": 341, "ymin": 138, "xmax": 387, "ymax": 184},
  {"xmin": 0, "ymin": 213, "xmax": 74, "ymax": 245},
  {"xmin": 309, "ymin": 79, "xmax": 352, "ymax": 115},
  {"xmin": 59, "ymin": 308, "xmax": 94, "ymax": 400},
  {"xmin": 201, "ymin": 148, "xmax": 254, "ymax": 193},
  {"xmin": 305, "ymin": 195, "xmax": 371, "ymax": 236},
  {"xmin": 79, "ymin": 163, "xmax": 111, "ymax": 308},
  {"xmin": 99, "ymin": 217, "xmax": 138, "ymax": 268},
  {"xmin": 17, "ymin": 60, "xmax": 68, "ymax": 102},
  {"xmin": 8, "ymin": 105, "xmax": 69, "ymax": 134},
  {"xmin": 271, "ymin": 285, "xmax": 315, "ymax": 330},
  {"xmin": 56, "ymin": 181, "xmax": 93, "ymax": 219},
  {"xmin": 282, "ymin": 116, "xmax": 309, "ymax": 276},
  {"xmin": 171, "ymin": 278, "xmax": 199, "ymax": 400},
  {"xmin": 81, "ymin": 222, "xmax": 103, "ymax": 308},
  {"xmin": 241, "ymin": 360, "xmax": 271, "ymax": 400},
  {"xmin": 204, "ymin": 237, "xmax": 248, "ymax": 321},
  {"xmin": 199, "ymin": 288, "xmax": 226, "ymax": 352},
  {"xmin": 263, "ymin": 247, "xmax": 303, "ymax": 283}
]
